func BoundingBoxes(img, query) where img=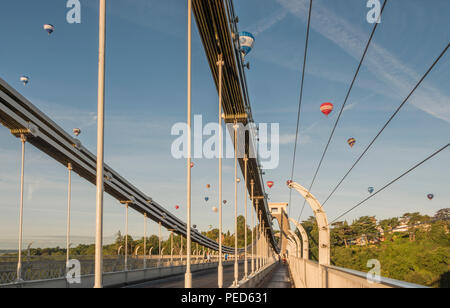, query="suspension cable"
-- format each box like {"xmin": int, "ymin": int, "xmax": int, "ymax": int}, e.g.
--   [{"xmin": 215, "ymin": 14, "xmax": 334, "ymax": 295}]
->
[
  {"xmin": 330, "ymin": 143, "xmax": 449, "ymax": 224},
  {"xmin": 321, "ymin": 42, "xmax": 450, "ymax": 207},
  {"xmin": 297, "ymin": 0, "xmax": 388, "ymax": 222},
  {"xmin": 288, "ymin": 0, "xmax": 313, "ymax": 217}
]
